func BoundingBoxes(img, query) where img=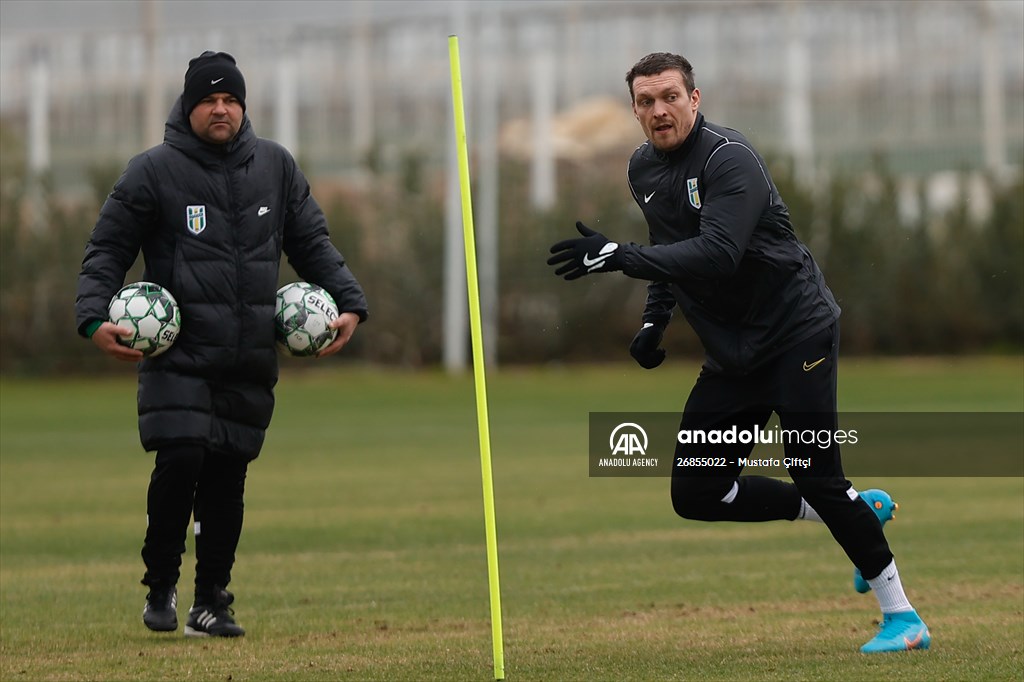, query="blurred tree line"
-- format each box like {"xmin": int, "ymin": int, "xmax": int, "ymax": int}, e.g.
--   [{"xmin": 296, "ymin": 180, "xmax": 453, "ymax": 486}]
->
[{"xmin": 0, "ymin": 128, "xmax": 1021, "ymax": 374}]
